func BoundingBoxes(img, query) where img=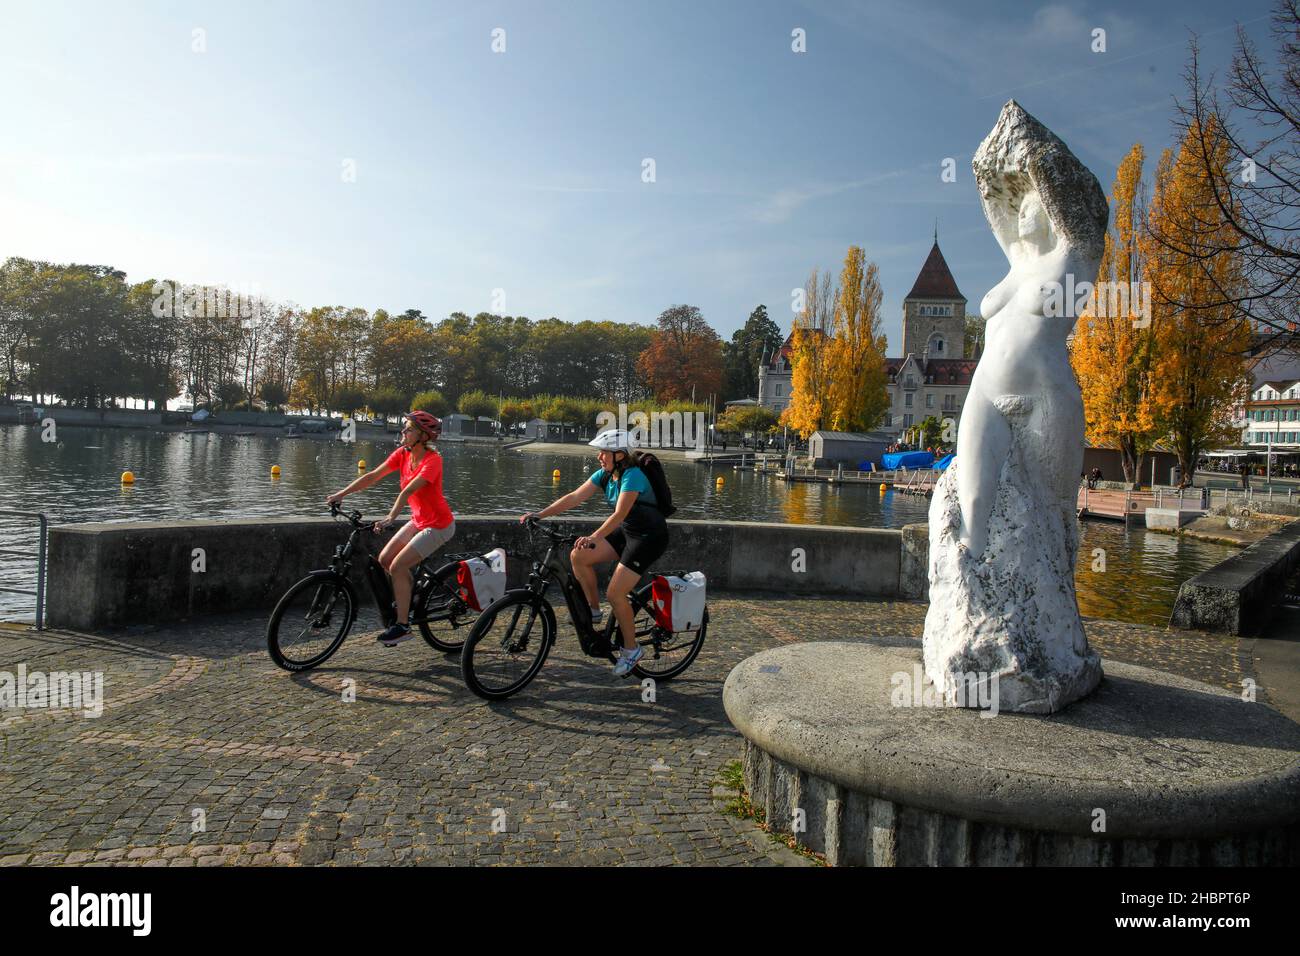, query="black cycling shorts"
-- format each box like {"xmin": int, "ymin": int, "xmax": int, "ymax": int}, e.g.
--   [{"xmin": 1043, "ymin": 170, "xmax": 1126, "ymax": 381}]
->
[{"xmin": 605, "ymin": 525, "xmax": 669, "ymax": 575}]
